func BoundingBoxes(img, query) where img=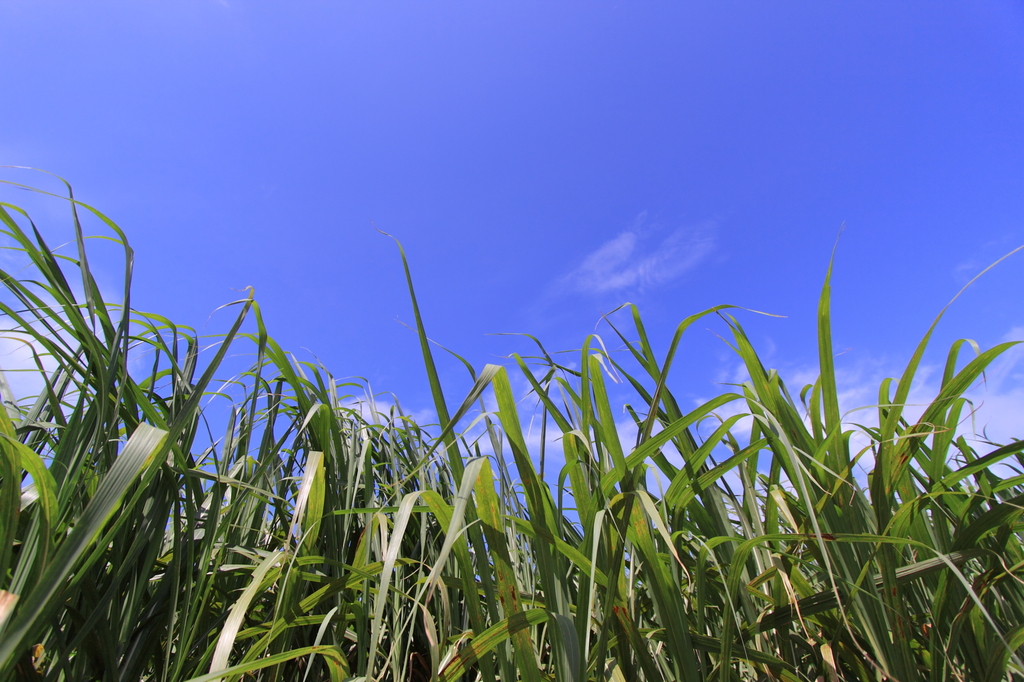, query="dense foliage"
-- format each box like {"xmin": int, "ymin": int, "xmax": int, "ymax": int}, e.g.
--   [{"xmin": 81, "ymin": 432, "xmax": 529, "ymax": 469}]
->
[{"xmin": 1, "ymin": 180, "xmax": 1023, "ymax": 681}]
